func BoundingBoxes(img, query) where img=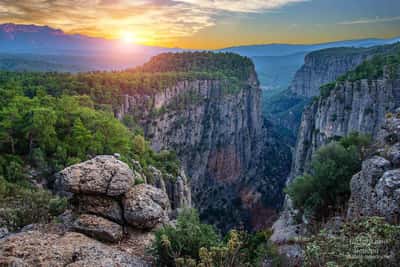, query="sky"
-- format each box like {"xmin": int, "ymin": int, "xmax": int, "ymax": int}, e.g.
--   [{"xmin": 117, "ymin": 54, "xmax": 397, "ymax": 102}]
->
[{"xmin": 0, "ymin": 0, "xmax": 400, "ymax": 49}]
